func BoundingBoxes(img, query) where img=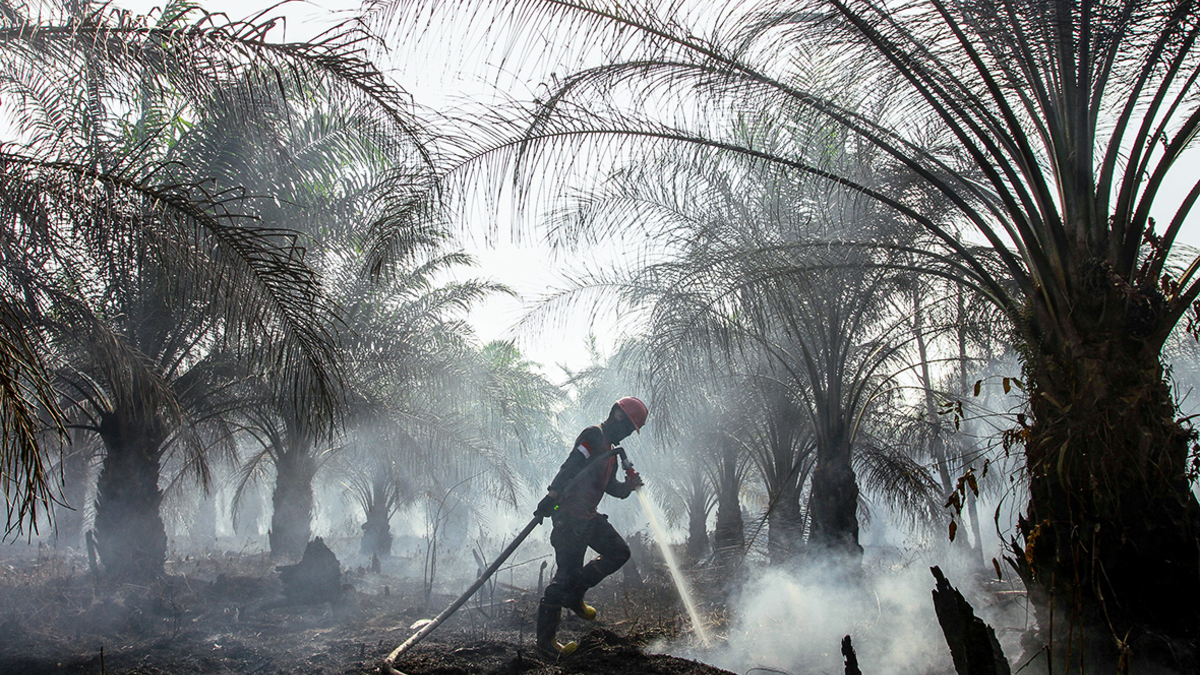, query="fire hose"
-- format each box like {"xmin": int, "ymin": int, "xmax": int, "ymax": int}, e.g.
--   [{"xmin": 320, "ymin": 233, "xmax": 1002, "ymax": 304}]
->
[
  {"xmin": 379, "ymin": 446, "xmax": 631, "ymax": 675},
  {"xmin": 380, "ymin": 514, "xmax": 542, "ymax": 674}
]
